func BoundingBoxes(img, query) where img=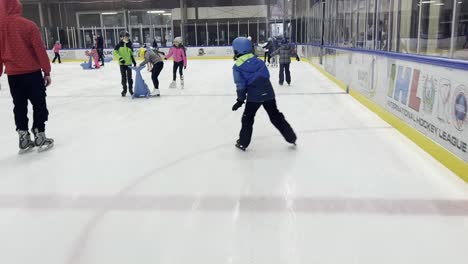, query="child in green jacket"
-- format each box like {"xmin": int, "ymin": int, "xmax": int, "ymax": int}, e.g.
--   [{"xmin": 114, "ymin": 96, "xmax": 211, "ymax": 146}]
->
[{"xmin": 114, "ymin": 31, "xmax": 137, "ymax": 97}]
